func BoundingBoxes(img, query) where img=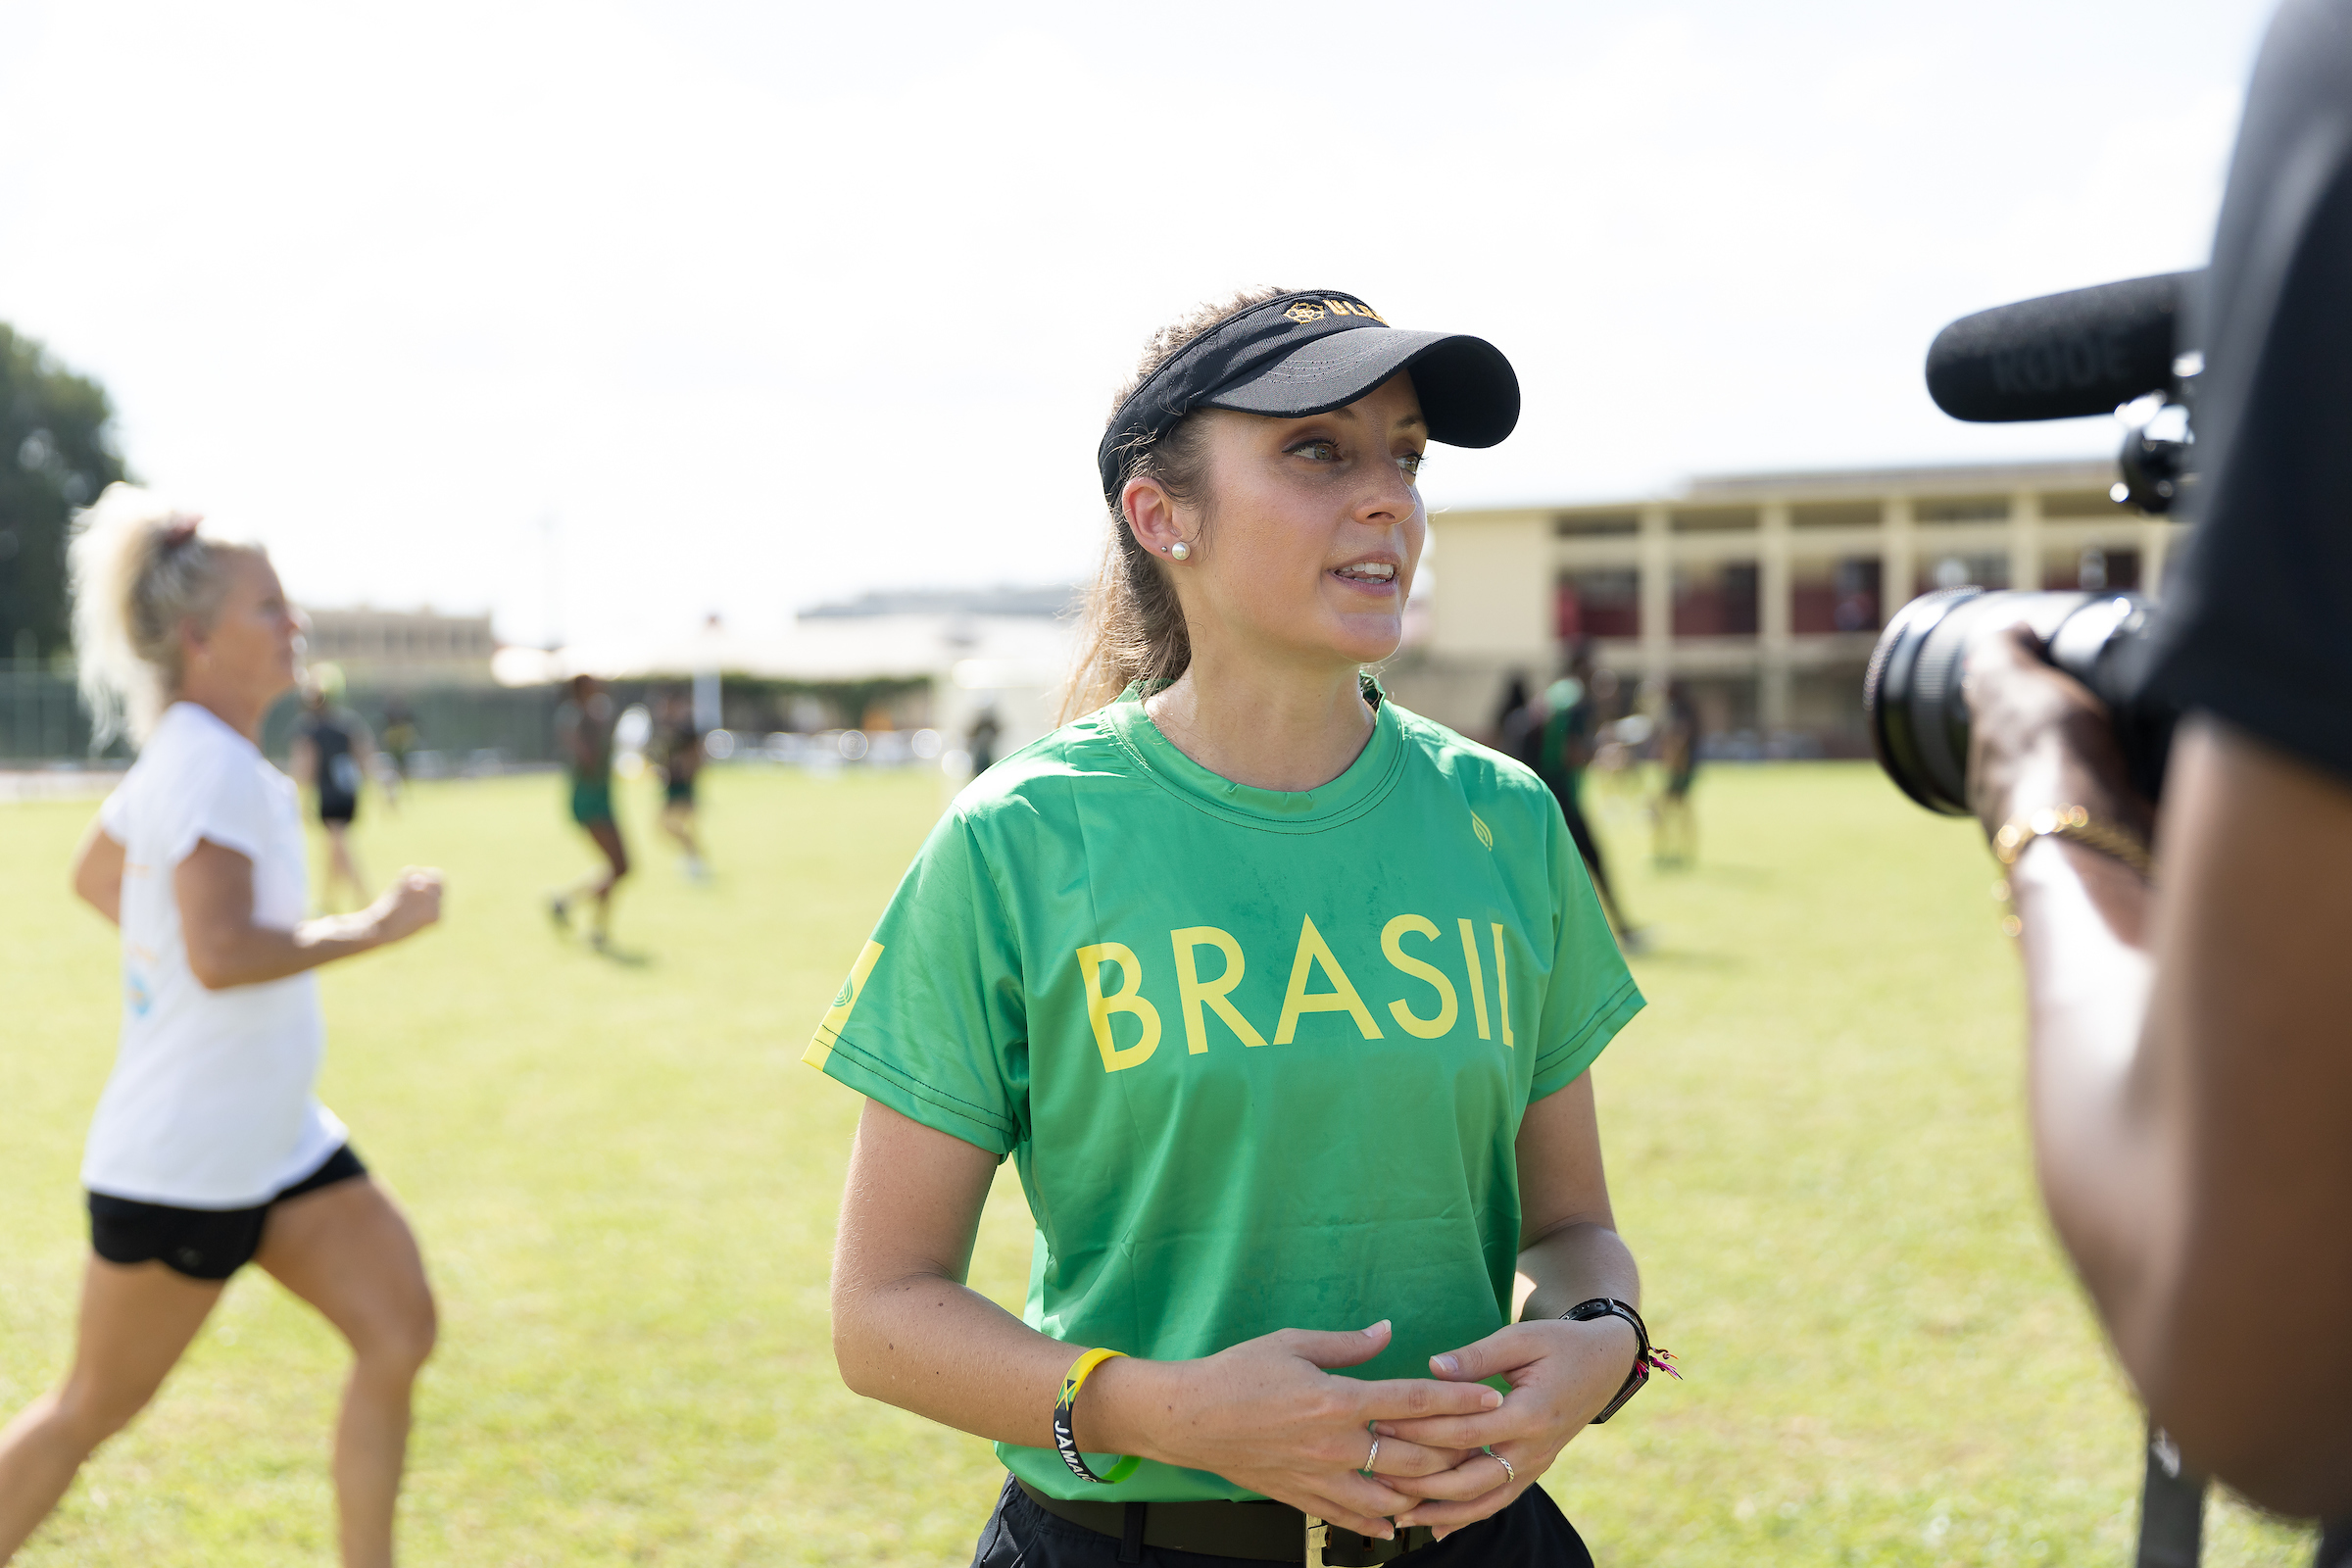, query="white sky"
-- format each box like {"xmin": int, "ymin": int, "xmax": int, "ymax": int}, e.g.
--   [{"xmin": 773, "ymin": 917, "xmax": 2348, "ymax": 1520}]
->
[{"xmin": 0, "ymin": 0, "xmax": 2275, "ymax": 647}]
